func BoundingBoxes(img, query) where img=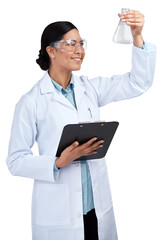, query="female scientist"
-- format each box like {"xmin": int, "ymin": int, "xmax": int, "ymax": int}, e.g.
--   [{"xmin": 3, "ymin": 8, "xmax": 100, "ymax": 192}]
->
[{"xmin": 6, "ymin": 10, "xmax": 156, "ymax": 240}]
